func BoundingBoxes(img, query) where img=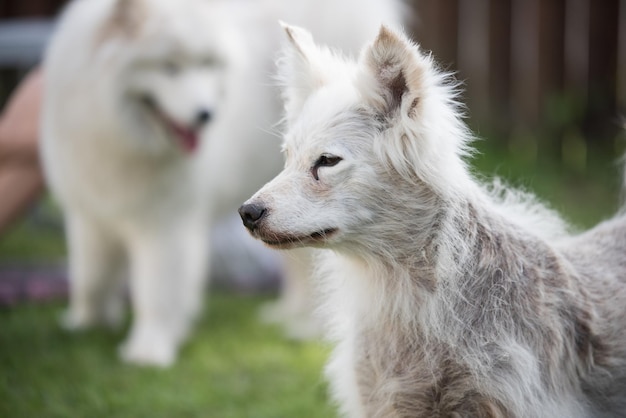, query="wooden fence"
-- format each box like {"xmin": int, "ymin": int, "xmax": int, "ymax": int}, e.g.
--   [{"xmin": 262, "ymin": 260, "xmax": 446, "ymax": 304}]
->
[
  {"xmin": 0, "ymin": 0, "xmax": 65, "ymax": 19},
  {"xmin": 410, "ymin": 0, "xmax": 625, "ymax": 154}
]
